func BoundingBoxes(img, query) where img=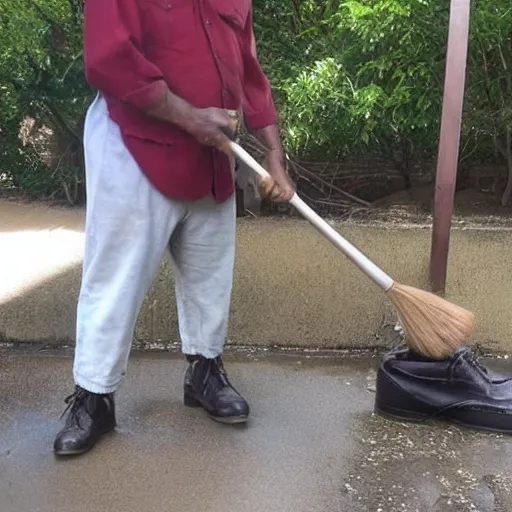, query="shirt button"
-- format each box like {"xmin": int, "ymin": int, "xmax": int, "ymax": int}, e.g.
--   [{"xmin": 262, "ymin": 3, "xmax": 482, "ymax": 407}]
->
[{"xmin": 205, "ymin": 19, "xmax": 211, "ymax": 26}]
